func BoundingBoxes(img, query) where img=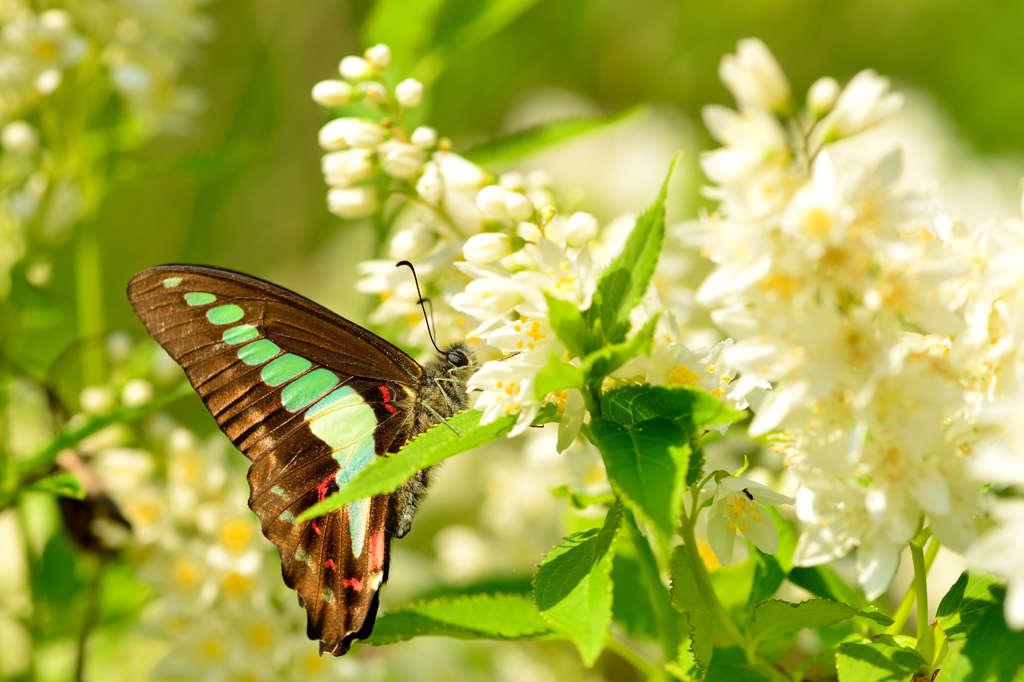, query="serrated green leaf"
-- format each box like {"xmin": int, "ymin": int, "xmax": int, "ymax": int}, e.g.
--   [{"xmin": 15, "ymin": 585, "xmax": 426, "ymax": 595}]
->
[
  {"xmin": 463, "ymin": 106, "xmax": 647, "ymax": 166},
  {"xmin": 533, "ymin": 354, "xmax": 584, "ymax": 401},
  {"xmin": 581, "ymin": 314, "xmax": 658, "ymax": 386},
  {"xmin": 587, "ymin": 417, "xmax": 689, "ymax": 537},
  {"xmin": 299, "ymin": 410, "xmax": 513, "ymax": 521},
  {"xmin": 749, "ymin": 599, "xmax": 893, "ymax": 645},
  {"xmin": 601, "ymin": 384, "xmax": 745, "ymax": 430},
  {"xmin": 944, "ymin": 588, "xmax": 1024, "ymax": 682},
  {"xmin": 546, "ymin": 294, "xmax": 594, "ymax": 358},
  {"xmin": 534, "ymin": 503, "xmax": 622, "ymax": 666},
  {"xmin": 366, "ymin": 593, "xmax": 554, "ymax": 645},
  {"xmin": 669, "ymin": 546, "xmax": 715, "ymax": 676},
  {"xmin": 587, "ymin": 154, "xmax": 678, "ymax": 345},
  {"xmin": 836, "ymin": 641, "xmax": 927, "ymax": 682},
  {"xmin": 704, "ymin": 647, "xmax": 773, "ymax": 682},
  {"xmin": 26, "ymin": 470, "xmax": 86, "ymax": 499},
  {"xmin": 936, "ymin": 571, "xmax": 1003, "ymax": 641}
]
